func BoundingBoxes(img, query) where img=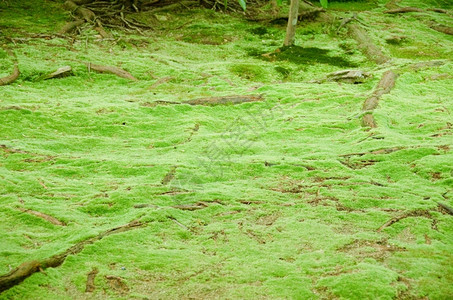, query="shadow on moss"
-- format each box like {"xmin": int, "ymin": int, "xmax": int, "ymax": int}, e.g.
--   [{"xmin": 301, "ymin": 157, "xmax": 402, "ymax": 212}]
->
[{"xmin": 249, "ymin": 46, "xmax": 357, "ymax": 68}]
